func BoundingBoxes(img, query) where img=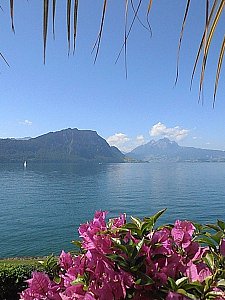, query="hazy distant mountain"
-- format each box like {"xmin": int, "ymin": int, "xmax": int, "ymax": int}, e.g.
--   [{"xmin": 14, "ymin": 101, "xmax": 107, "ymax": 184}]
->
[
  {"xmin": 0, "ymin": 128, "xmax": 124, "ymax": 163},
  {"xmin": 127, "ymin": 138, "xmax": 225, "ymax": 162}
]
